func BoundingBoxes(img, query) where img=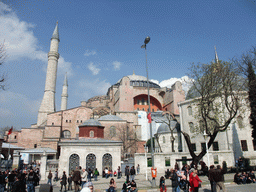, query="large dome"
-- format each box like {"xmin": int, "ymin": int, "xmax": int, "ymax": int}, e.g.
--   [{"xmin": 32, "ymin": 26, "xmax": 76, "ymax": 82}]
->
[{"xmin": 117, "ymin": 74, "xmax": 160, "ymax": 88}]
